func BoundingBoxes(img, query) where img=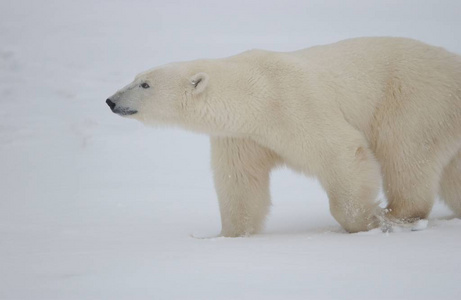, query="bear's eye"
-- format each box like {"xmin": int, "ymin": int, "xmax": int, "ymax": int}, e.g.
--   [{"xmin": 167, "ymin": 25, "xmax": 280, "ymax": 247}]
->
[{"xmin": 140, "ymin": 83, "xmax": 150, "ymax": 89}]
